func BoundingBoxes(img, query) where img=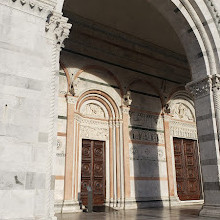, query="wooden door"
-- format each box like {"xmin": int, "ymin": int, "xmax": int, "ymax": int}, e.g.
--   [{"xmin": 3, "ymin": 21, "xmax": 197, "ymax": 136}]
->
[
  {"xmin": 81, "ymin": 139, "xmax": 105, "ymax": 206},
  {"xmin": 173, "ymin": 138, "xmax": 201, "ymax": 200}
]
